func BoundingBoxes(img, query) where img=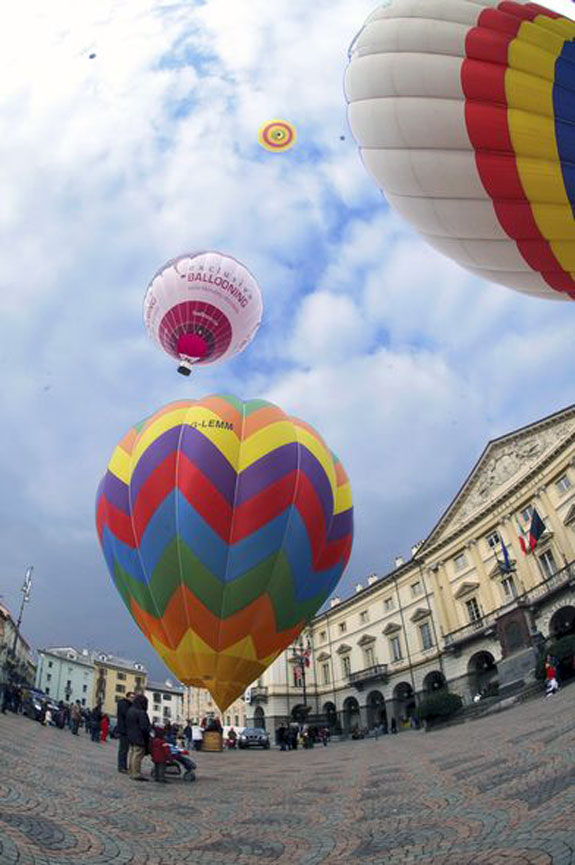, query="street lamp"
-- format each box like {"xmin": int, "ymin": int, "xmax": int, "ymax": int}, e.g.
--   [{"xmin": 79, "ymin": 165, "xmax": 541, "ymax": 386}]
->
[
  {"xmin": 6, "ymin": 566, "xmax": 33, "ymax": 684},
  {"xmin": 291, "ymin": 634, "xmax": 312, "ymax": 720}
]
